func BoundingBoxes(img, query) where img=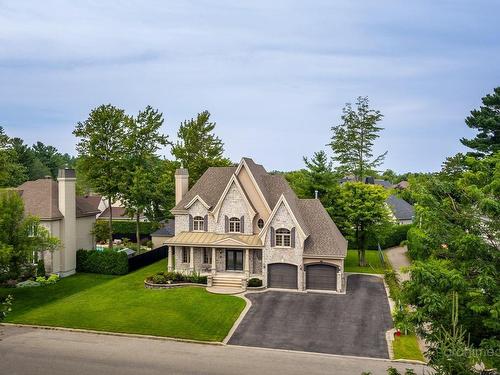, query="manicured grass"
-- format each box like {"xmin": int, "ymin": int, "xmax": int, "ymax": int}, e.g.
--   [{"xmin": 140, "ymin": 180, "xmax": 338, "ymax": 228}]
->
[
  {"xmin": 393, "ymin": 334, "xmax": 425, "ymax": 361},
  {"xmin": 0, "ymin": 261, "xmax": 246, "ymax": 341},
  {"xmin": 344, "ymin": 249, "xmax": 389, "ymax": 274}
]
